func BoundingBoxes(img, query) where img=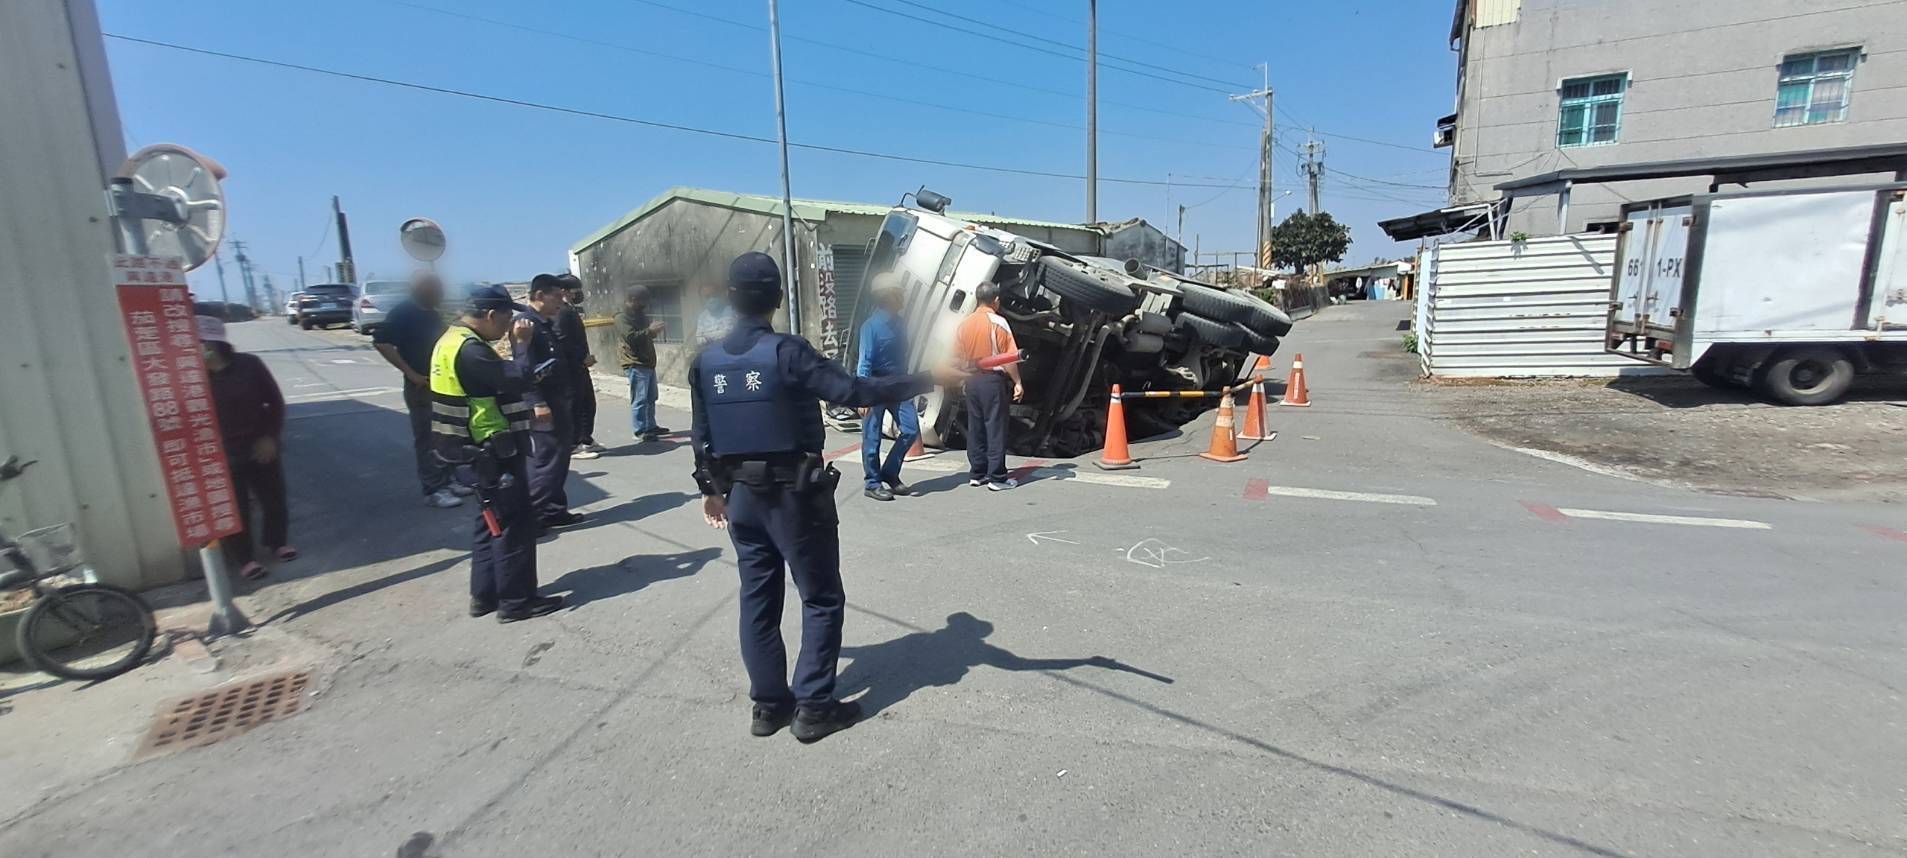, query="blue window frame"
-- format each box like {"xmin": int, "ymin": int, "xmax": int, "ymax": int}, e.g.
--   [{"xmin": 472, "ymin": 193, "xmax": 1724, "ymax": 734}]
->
[
  {"xmin": 1776, "ymin": 48, "xmax": 1859, "ymax": 127},
  {"xmin": 1557, "ymin": 74, "xmax": 1627, "ymax": 148}
]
